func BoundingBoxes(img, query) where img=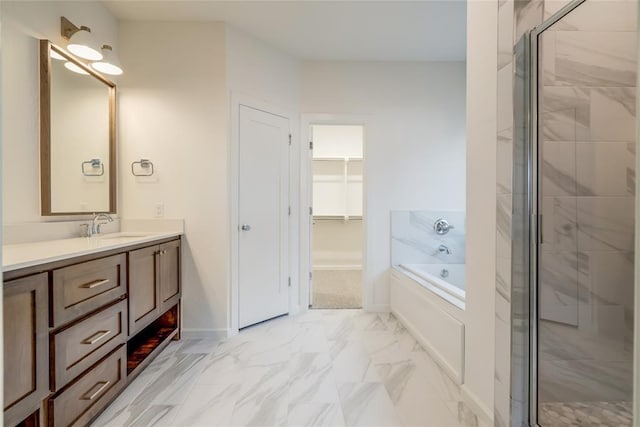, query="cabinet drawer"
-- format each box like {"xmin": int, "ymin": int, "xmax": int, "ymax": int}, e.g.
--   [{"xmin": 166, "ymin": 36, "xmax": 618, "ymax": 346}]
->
[
  {"xmin": 48, "ymin": 345, "xmax": 126, "ymax": 427},
  {"xmin": 52, "ymin": 300, "xmax": 127, "ymax": 391},
  {"xmin": 52, "ymin": 254, "xmax": 127, "ymax": 327}
]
